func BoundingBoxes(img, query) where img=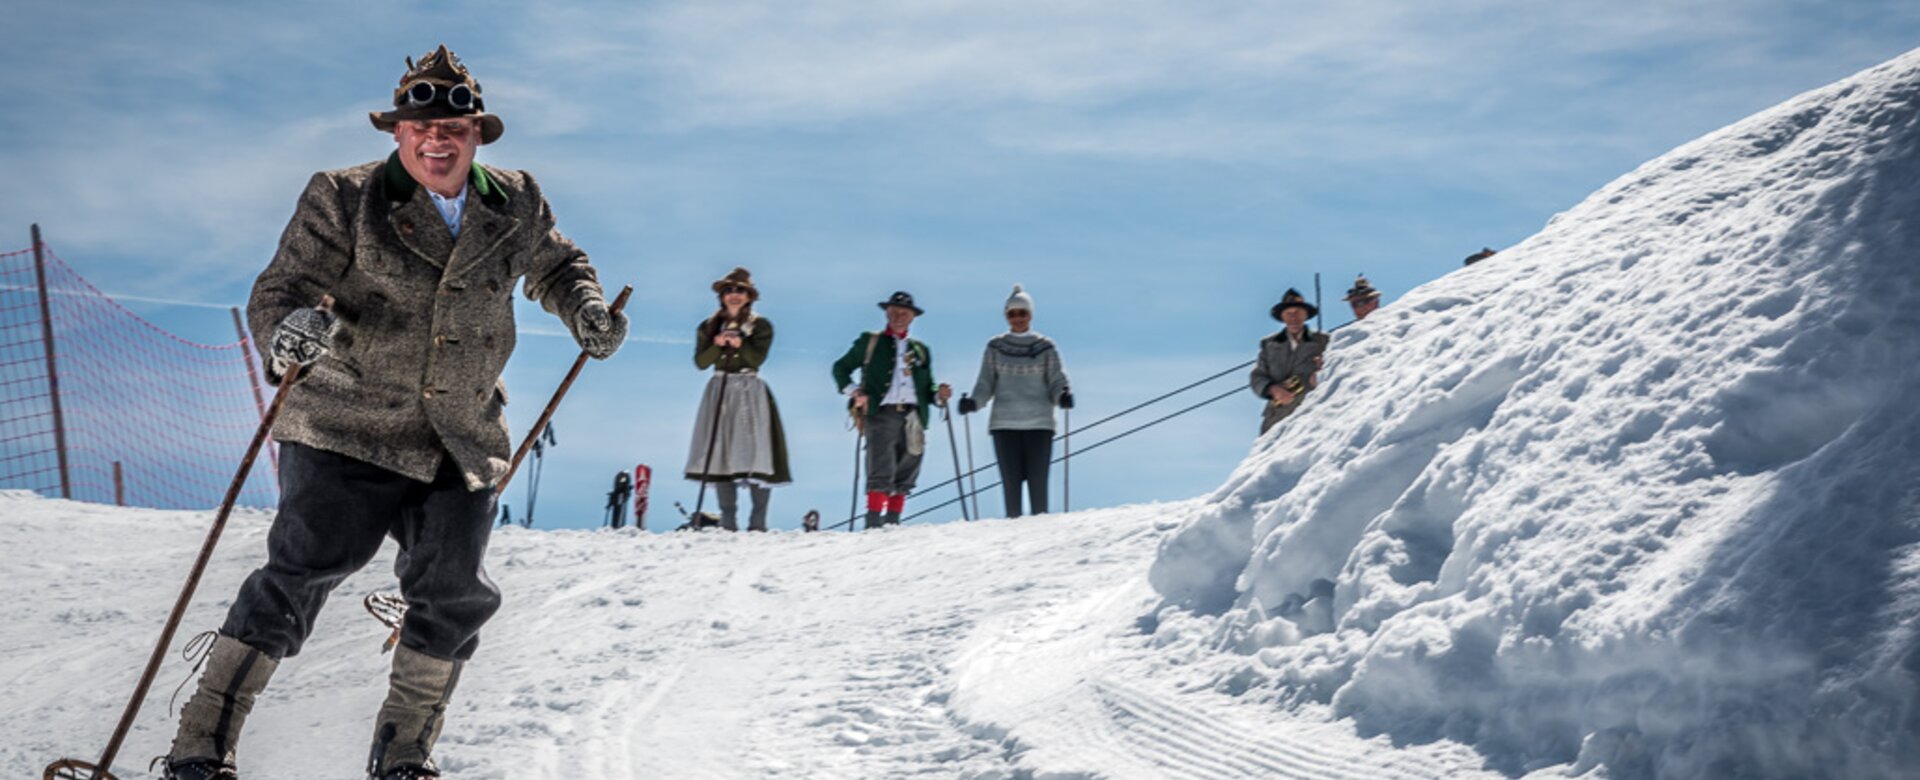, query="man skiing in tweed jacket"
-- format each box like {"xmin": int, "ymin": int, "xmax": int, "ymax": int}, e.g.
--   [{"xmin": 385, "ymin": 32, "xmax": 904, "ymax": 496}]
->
[{"xmin": 162, "ymin": 46, "xmax": 627, "ymax": 780}]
